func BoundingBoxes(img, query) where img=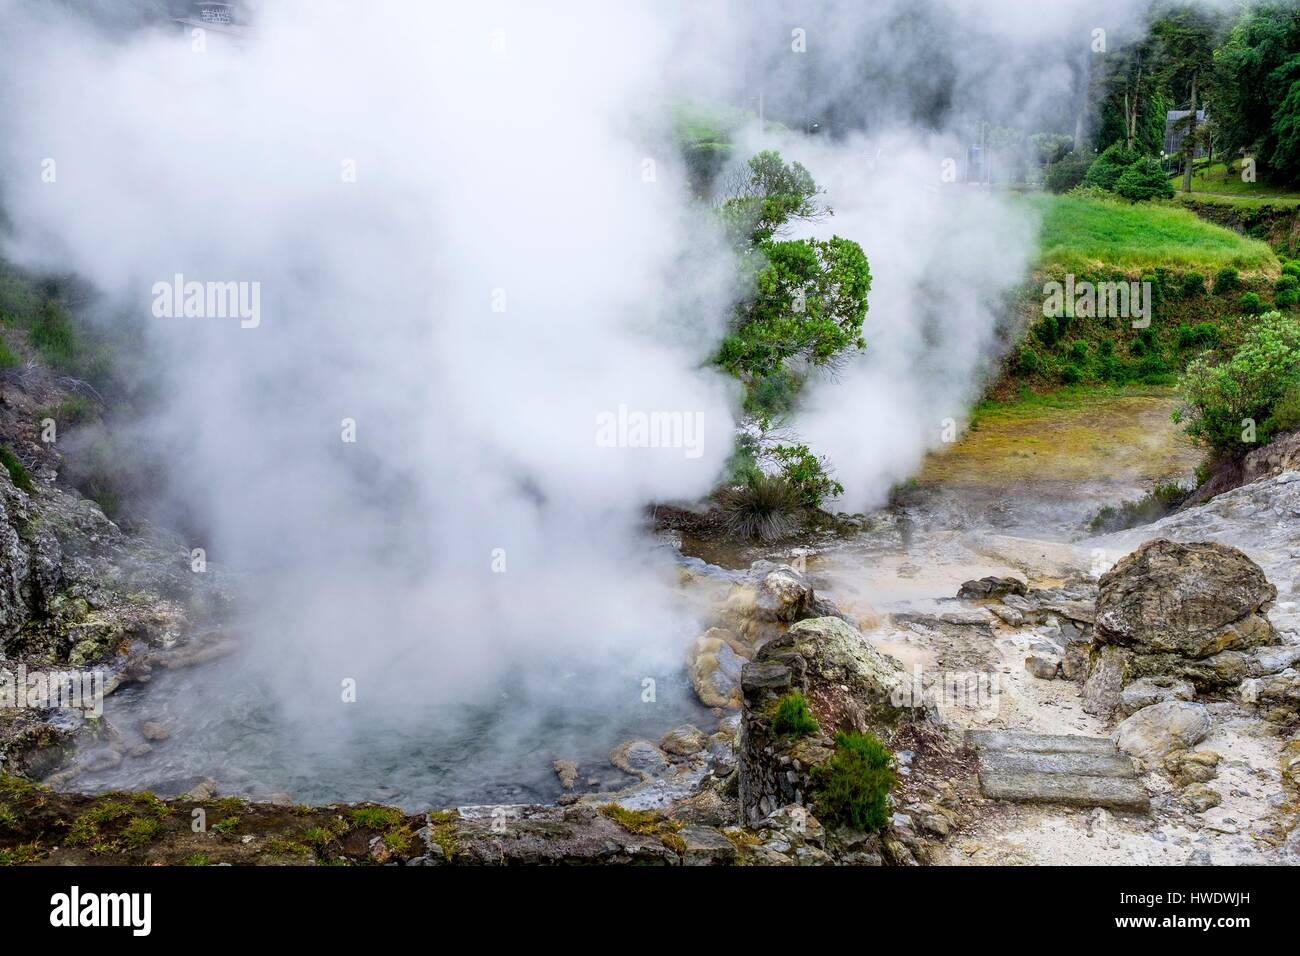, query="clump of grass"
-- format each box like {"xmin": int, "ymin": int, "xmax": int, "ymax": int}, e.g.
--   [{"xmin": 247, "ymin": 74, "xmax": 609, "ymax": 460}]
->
[
  {"xmin": 0, "ymin": 842, "xmax": 46, "ymax": 865},
  {"xmin": 0, "ymin": 446, "xmax": 34, "ymax": 493},
  {"xmin": 716, "ymin": 473, "xmax": 804, "ymax": 540},
  {"xmin": 0, "ymin": 803, "xmax": 16, "ymax": 830},
  {"xmin": 182, "ymin": 853, "xmax": 212, "ymax": 866},
  {"xmin": 1089, "ymin": 483, "xmax": 1192, "ymax": 533},
  {"xmin": 427, "ymin": 809, "xmax": 460, "ymax": 860},
  {"xmin": 811, "ymin": 731, "xmax": 897, "ymax": 833},
  {"xmin": 210, "ymin": 816, "xmax": 239, "ymax": 834},
  {"xmin": 348, "ymin": 806, "xmax": 404, "ymax": 830},
  {"xmin": 0, "ymin": 337, "xmax": 19, "ymax": 370},
  {"xmin": 599, "ymin": 804, "xmax": 685, "ymax": 852},
  {"xmin": 66, "ymin": 801, "xmax": 133, "ymax": 846},
  {"xmin": 122, "ymin": 816, "xmax": 162, "ymax": 848},
  {"xmin": 771, "ymin": 692, "xmax": 819, "ymax": 737}
]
